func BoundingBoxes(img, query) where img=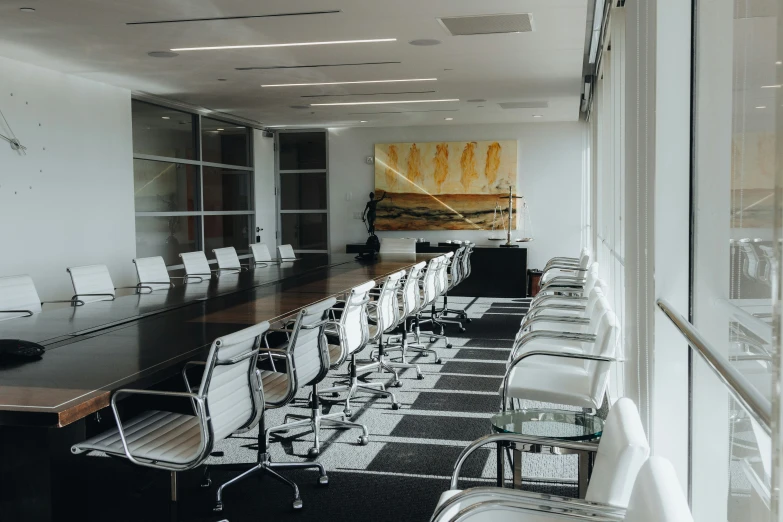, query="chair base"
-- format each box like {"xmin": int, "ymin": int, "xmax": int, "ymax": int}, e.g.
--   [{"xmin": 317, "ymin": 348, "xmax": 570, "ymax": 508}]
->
[{"xmin": 213, "ymin": 452, "xmax": 328, "ymax": 511}]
